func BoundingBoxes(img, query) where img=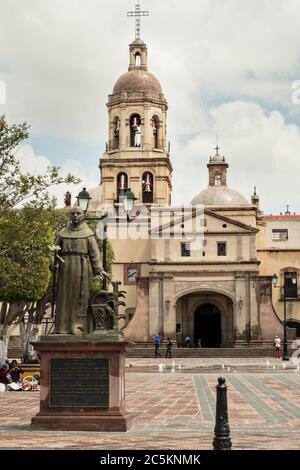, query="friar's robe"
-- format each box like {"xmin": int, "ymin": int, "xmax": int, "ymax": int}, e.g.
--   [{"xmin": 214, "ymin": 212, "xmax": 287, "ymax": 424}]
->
[{"xmin": 55, "ymin": 222, "xmax": 101, "ymax": 335}]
